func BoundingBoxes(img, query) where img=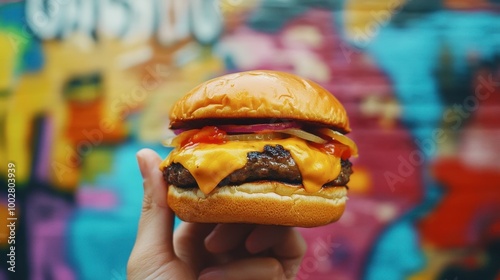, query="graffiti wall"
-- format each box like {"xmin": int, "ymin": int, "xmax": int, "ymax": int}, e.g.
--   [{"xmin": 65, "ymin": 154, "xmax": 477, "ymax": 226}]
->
[{"xmin": 1, "ymin": 0, "xmax": 499, "ymax": 279}]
